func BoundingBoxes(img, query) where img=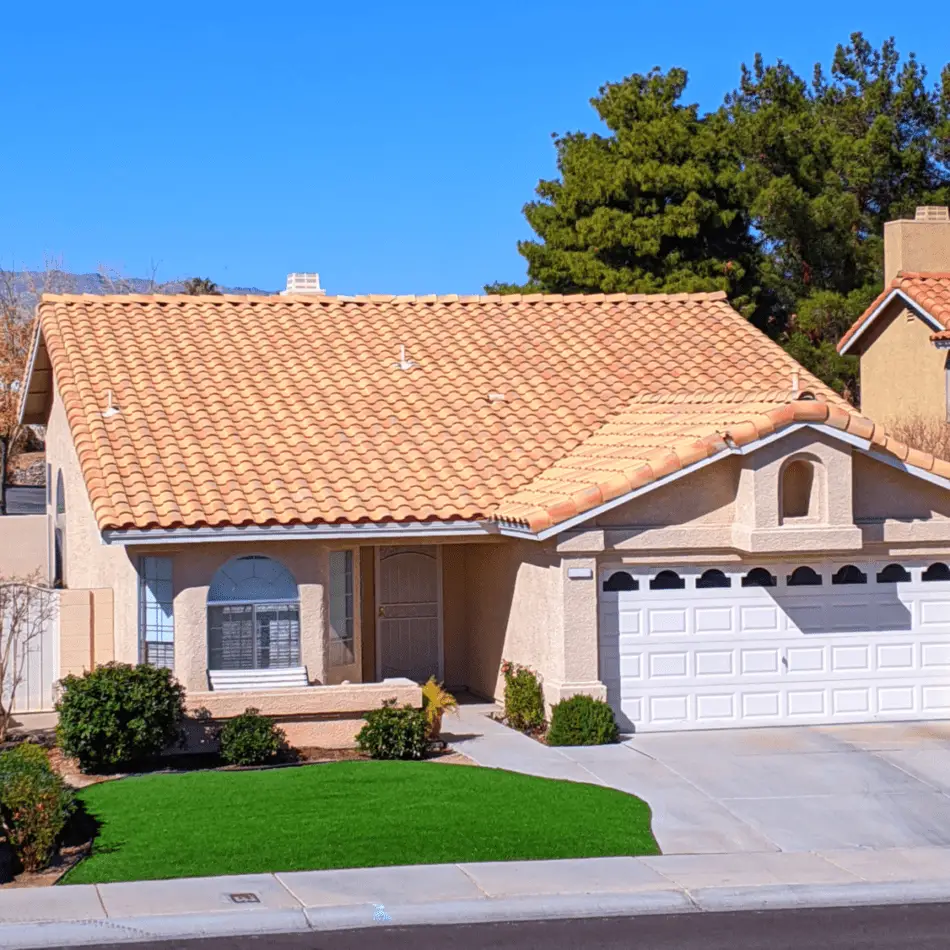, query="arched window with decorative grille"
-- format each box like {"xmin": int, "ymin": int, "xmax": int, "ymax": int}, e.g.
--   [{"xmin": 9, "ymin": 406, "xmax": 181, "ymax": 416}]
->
[{"xmin": 207, "ymin": 556, "xmax": 300, "ymax": 670}]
